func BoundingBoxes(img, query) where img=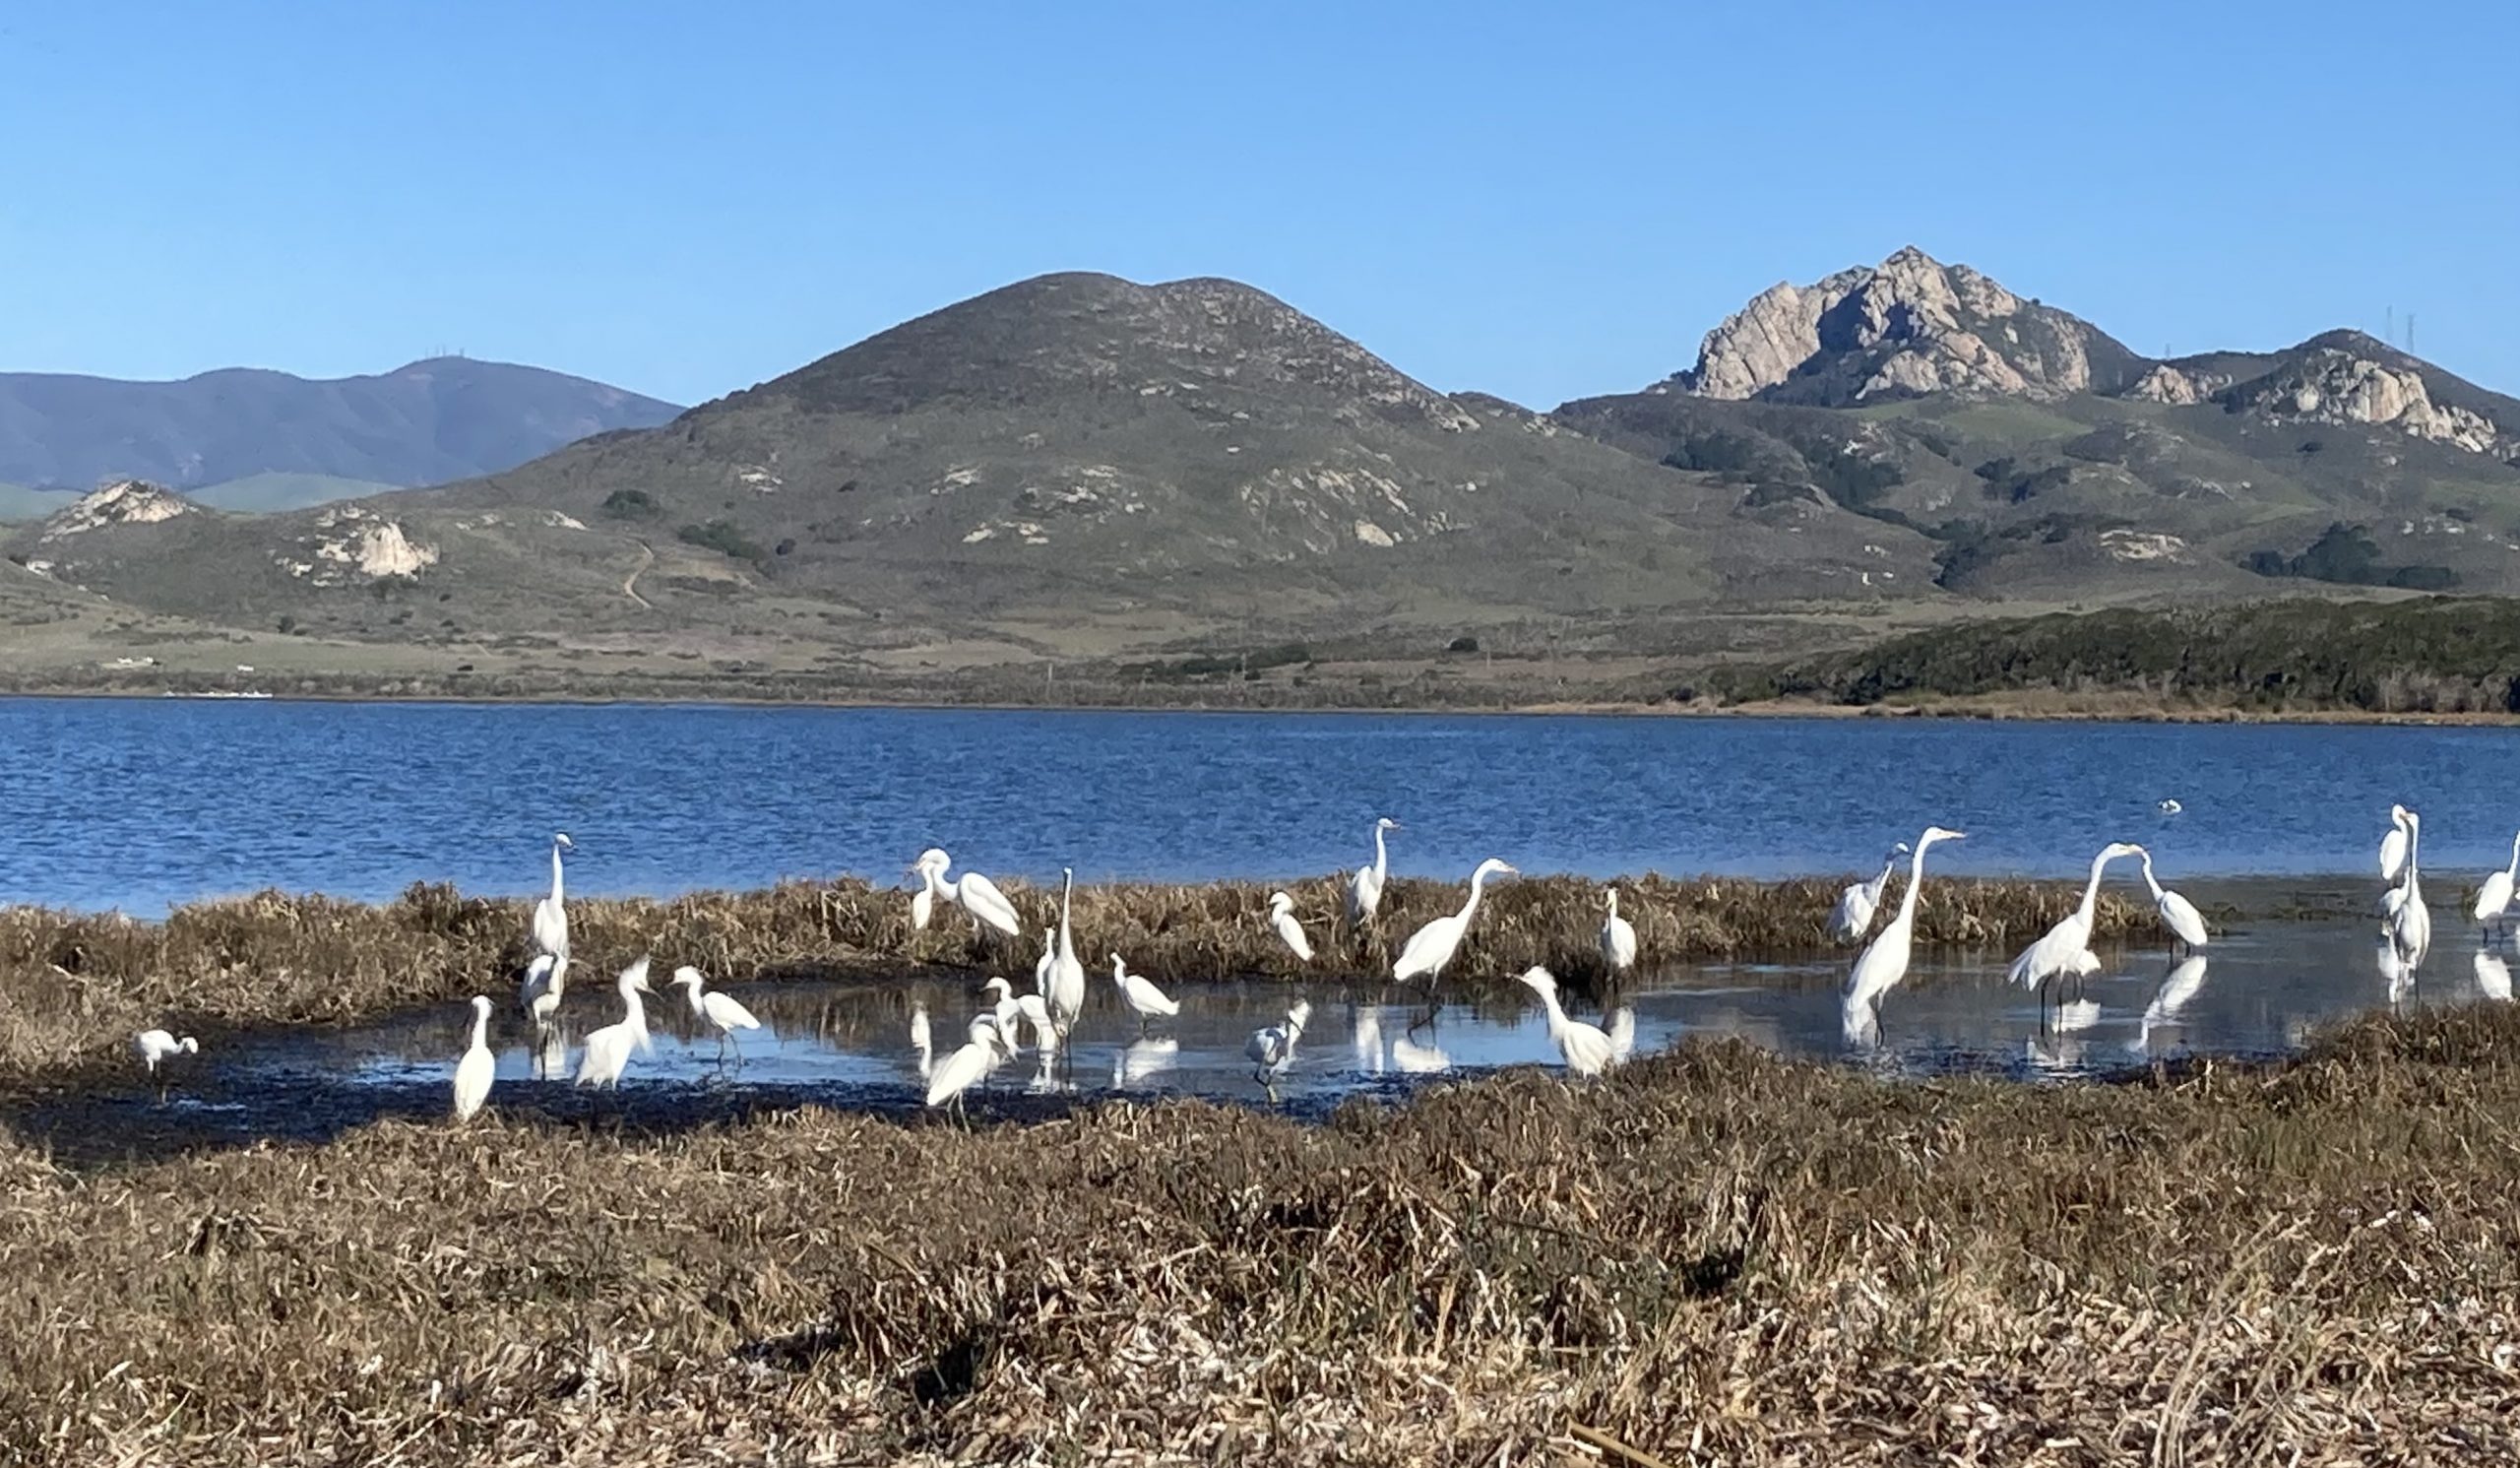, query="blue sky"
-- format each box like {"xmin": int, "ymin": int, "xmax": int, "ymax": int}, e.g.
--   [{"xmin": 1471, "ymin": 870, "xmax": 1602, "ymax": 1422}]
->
[{"xmin": 3, "ymin": 1, "xmax": 2512, "ymax": 408}]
